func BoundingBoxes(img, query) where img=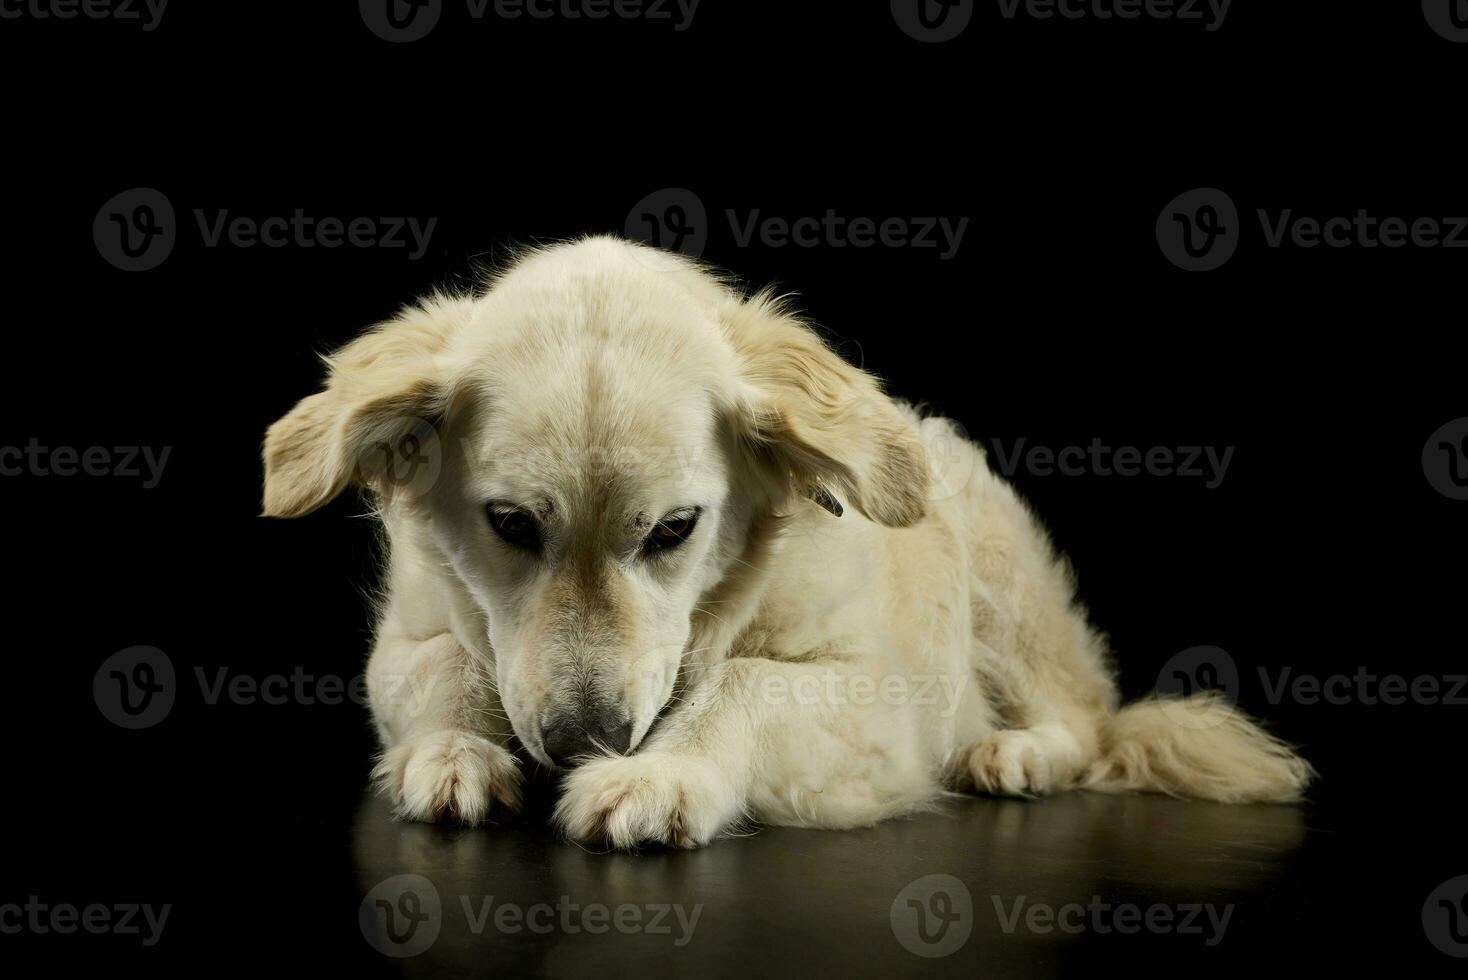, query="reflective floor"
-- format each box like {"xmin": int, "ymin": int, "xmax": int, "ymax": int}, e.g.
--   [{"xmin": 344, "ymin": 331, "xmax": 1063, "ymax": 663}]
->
[{"xmin": 340, "ymin": 785, "xmax": 1445, "ymax": 977}]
